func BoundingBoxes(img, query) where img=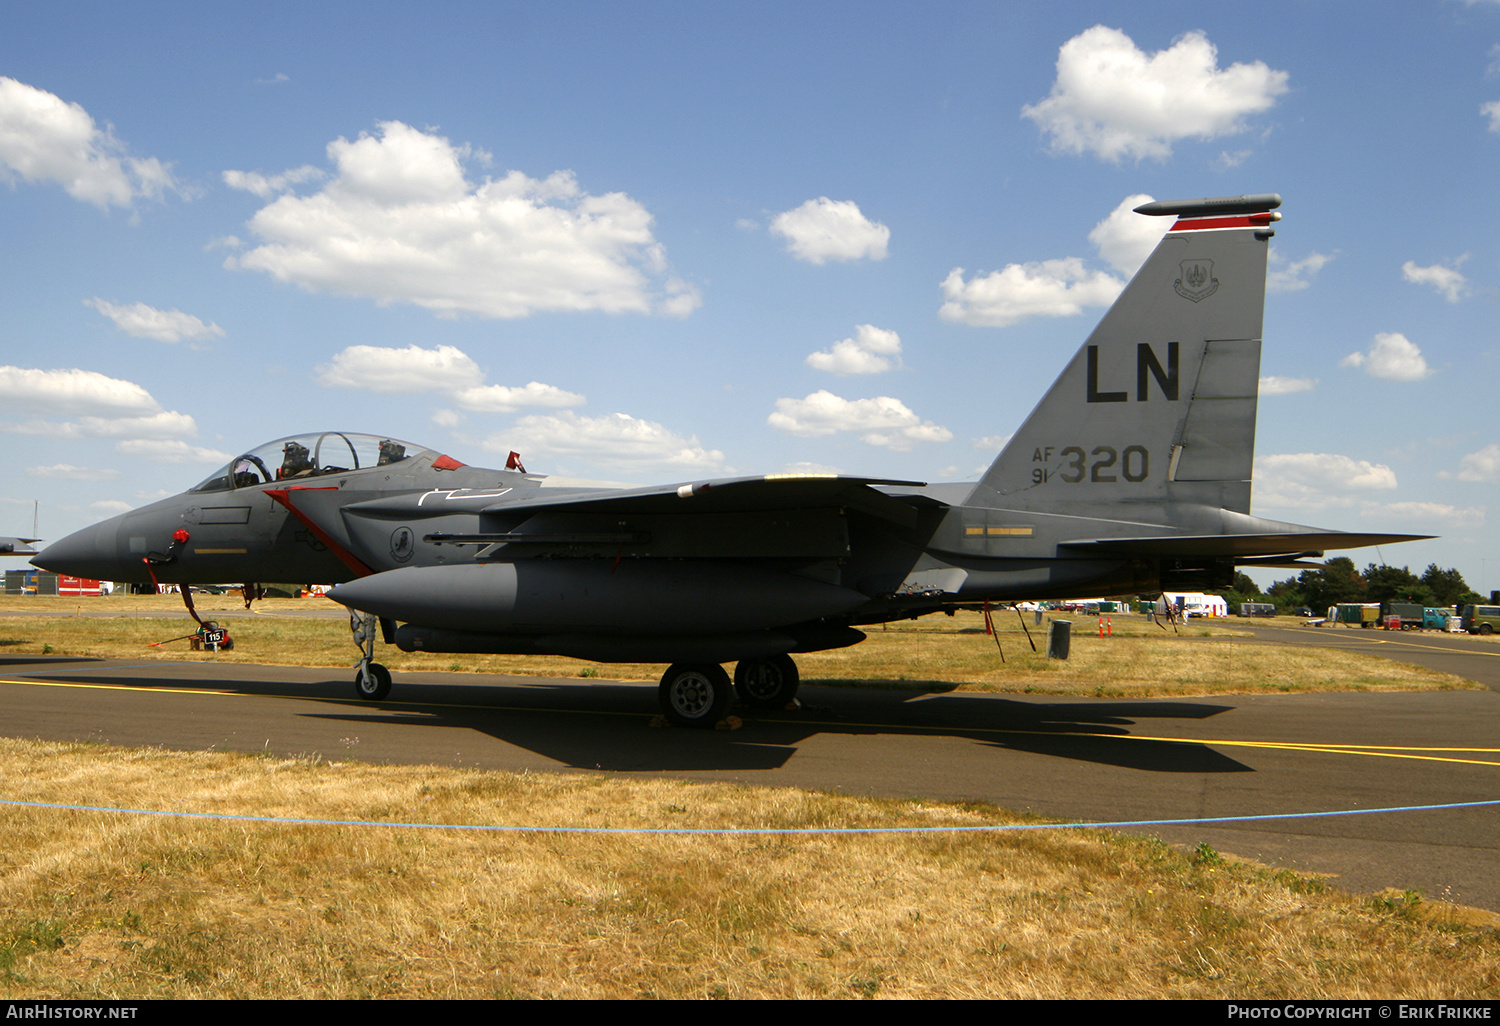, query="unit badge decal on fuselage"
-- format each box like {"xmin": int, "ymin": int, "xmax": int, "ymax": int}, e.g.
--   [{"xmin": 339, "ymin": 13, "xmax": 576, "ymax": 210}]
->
[{"xmin": 389, "ymin": 527, "xmax": 415, "ymax": 563}]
